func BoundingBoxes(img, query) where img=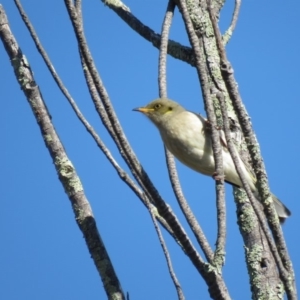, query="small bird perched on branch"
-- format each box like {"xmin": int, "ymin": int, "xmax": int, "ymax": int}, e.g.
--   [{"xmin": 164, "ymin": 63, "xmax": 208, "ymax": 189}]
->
[{"xmin": 133, "ymin": 98, "xmax": 291, "ymax": 223}]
